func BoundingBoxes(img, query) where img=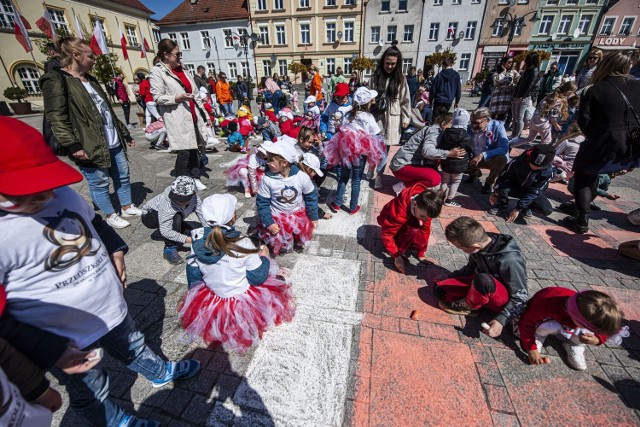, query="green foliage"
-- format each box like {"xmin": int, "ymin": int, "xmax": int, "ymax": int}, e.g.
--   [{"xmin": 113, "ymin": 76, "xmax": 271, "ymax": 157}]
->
[
  {"xmin": 513, "ymin": 50, "xmax": 552, "ymax": 64},
  {"xmin": 474, "ymin": 68, "xmax": 490, "ymax": 83},
  {"xmin": 92, "ymin": 53, "xmax": 123, "ymax": 84},
  {"xmin": 4, "ymin": 87, "xmax": 29, "ymax": 102},
  {"xmin": 288, "ymin": 62, "xmax": 307, "ymax": 84},
  {"xmin": 352, "ymin": 57, "xmax": 377, "ymax": 72},
  {"xmin": 425, "ymin": 50, "xmax": 457, "ymax": 68}
]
